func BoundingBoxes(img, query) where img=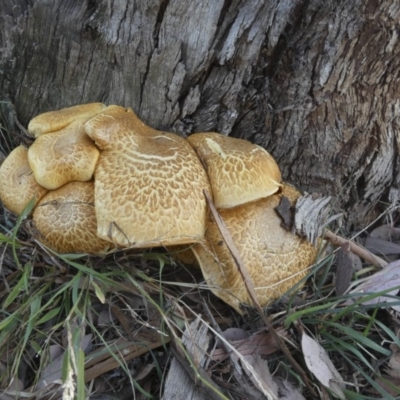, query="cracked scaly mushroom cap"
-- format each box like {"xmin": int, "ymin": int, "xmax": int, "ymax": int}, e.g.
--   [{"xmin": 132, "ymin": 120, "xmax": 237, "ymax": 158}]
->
[
  {"xmin": 84, "ymin": 105, "xmax": 211, "ymax": 248},
  {"xmin": 192, "ymin": 184, "xmax": 317, "ymax": 313},
  {"xmin": 27, "ymin": 103, "xmax": 106, "ymax": 190},
  {"xmin": 28, "ymin": 103, "xmax": 106, "ymax": 137},
  {"xmin": 187, "ymin": 133, "xmax": 282, "ymax": 209},
  {"xmin": 32, "ymin": 181, "xmax": 110, "ymax": 254},
  {"xmin": 0, "ymin": 145, "xmax": 48, "ymax": 215}
]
